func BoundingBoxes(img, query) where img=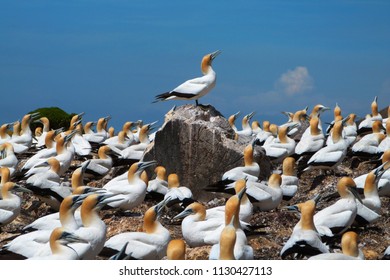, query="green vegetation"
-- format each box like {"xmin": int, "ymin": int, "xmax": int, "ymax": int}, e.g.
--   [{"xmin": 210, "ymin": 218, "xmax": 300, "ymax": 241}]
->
[{"xmin": 29, "ymin": 107, "xmax": 75, "ymax": 130}]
